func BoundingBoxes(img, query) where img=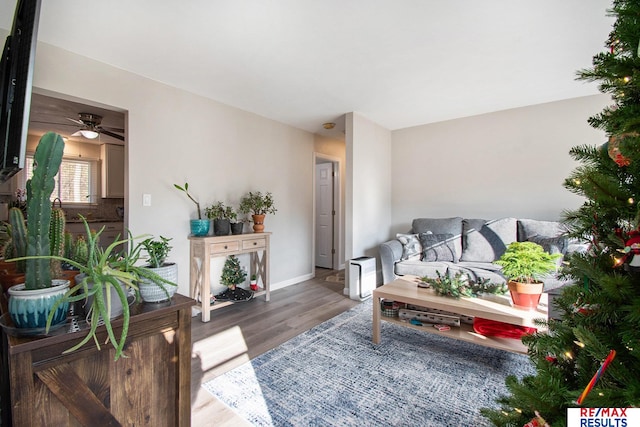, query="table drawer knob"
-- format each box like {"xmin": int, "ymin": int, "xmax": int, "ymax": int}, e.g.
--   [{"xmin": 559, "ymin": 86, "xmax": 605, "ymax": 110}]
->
[
  {"xmin": 224, "ymin": 245, "xmax": 228, "ymax": 249},
  {"xmin": 253, "ymin": 242, "xmax": 257, "ymax": 246}
]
